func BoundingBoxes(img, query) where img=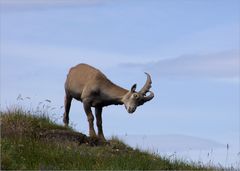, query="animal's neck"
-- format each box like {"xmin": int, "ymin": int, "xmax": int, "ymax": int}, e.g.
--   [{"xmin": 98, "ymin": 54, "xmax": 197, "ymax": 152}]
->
[{"xmin": 105, "ymin": 83, "xmax": 128, "ymax": 105}]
